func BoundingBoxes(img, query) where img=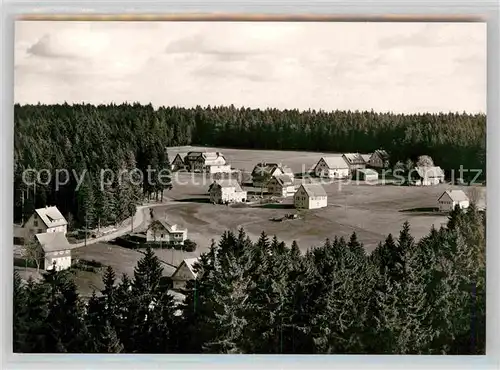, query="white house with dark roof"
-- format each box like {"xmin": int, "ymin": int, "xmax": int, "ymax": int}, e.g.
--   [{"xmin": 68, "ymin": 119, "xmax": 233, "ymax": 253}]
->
[
  {"xmin": 438, "ymin": 190, "xmax": 470, "ymax": 212},
  {"xmin": 146, "ymin": 219, "xmax": 188, "ymax": 245},
  {"xmin": 313, "ymin": 156, "xmax": 350, "ymax": 179},
  {"xmin": 414, "ymin": 166, "xmax": 445, "ymax": 186},
  {"xmin": 209, "ymin": 179, "xmax": 247, "ymax": 204},
  {"xmin": 24, "ymin": 206, "xmax": 68, "ymax": 240},
  {"xmin": 171, "ymin": 257, "xmax": 200, "ymax": 290},
  {"xmin": 294, "ymin": 183, "xmax": 328, "ymax": 210},
  {"xmin": 35, "ymin": 232, "xmax": 73, "ymax": 271},
  {"xmin": 267, "ymin": 175, "xmax": 296, "ymax": 197}
]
